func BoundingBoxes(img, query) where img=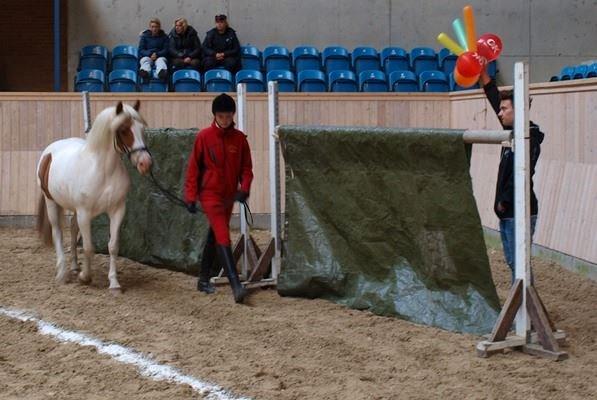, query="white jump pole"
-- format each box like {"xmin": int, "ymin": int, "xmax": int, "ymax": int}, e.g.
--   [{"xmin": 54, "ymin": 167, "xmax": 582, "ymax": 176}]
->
[
  {"xmin": 237, "ymin": 83, "xmax": 249, "ymax": 278},
  {"xmin": 513, "ymin": 61, "xmax": 531, "ymax": 336},
  {"xmin": 82, "ymin": 91, "xmax": 91, "ymax": 134},
  {"xmin": 268, "ymin": 81, "xmax": 282, "ymax": 280}
]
